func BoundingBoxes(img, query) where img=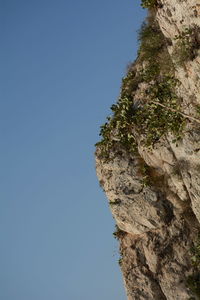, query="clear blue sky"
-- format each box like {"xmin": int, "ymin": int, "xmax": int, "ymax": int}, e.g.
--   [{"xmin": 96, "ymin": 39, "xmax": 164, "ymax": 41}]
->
[{"xmin": 1, "ymin": 1, "xmax": 146, "ymax": 299}]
